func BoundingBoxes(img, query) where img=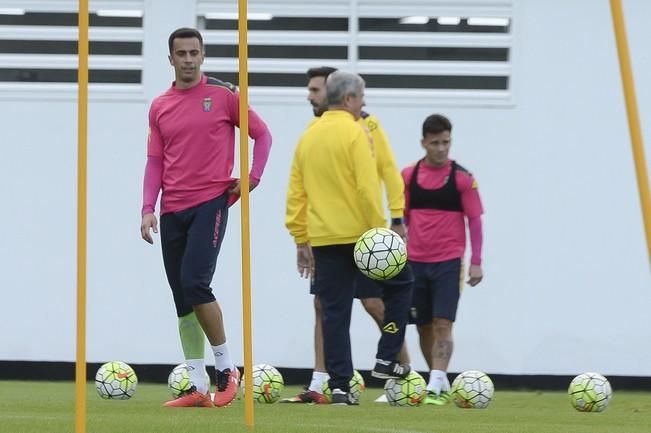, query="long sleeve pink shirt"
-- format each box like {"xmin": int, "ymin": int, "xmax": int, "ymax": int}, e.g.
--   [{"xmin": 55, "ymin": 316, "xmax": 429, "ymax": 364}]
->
[{"xmin": 142, "ymin": 75, "xmax": 272, "ymax": 215}]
